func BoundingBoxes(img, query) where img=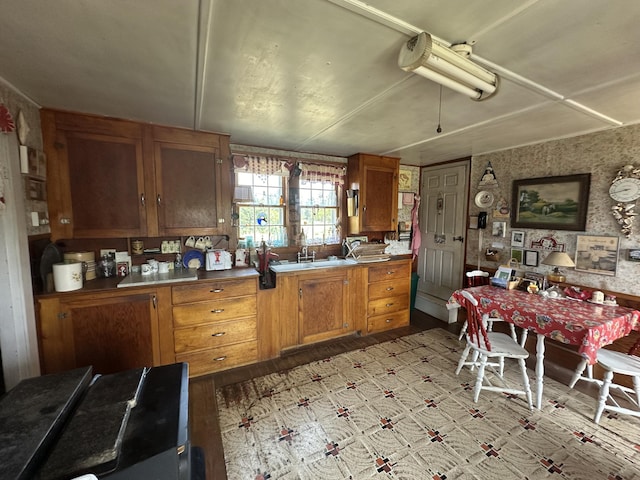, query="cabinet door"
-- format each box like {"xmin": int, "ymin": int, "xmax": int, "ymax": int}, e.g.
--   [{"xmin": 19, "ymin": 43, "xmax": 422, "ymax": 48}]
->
[
  {"xmin": 154, "ymin": 141, "xmax": 222, "ymax": 235},
  {"xmin": 38, "ymin": 292, "xmax": 160, "ymax": 375},
  {"xmin": 62, "ymin": 131, "xmax": 148, "ymax": 238},
  {"xmin": 298, "ymin": 271, "xmax": 351, "ymax": 344},
  {"xmin": 361, "ymin": 160, "xmax": 398, "ymax": 231},
  {"xmin": 42, "ymin": 109, "xmax": 148, "ymax": 240},
  {"xmin": 347, "ymin": 153, "xmax": 399, "ymax": 234}
]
